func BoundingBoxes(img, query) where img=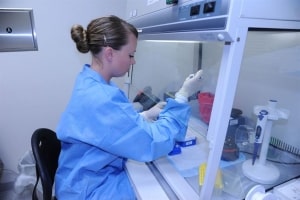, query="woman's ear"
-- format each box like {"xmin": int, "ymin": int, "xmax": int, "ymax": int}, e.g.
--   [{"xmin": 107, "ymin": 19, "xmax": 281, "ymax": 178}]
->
[{"xmin": 103, "ymin": 47, "xmax": 113, "ymax": 62}]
